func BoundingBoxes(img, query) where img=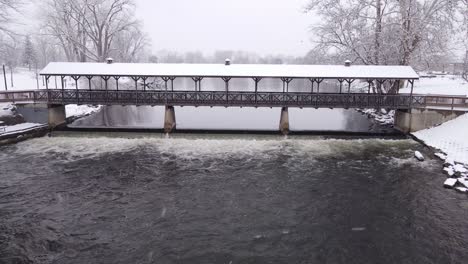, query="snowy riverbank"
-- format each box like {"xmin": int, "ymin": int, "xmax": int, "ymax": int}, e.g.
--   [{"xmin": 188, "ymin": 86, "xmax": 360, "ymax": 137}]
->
[
  {"xmin": 357, "ymin": 108, "xmax": 395, "ymax": 126},
  {"xmin": 412, "ymin": 114, "xmax": 468, "ymax": 192},
  {"xmin": 357, "ymin": 75, "xmax": 468, "ymax": 192},
  {"xmin": 65, "ymin": 105, "xmax": 102, "ymax": 119},
  {"xmin": 1, "ymin": 67, "xmax": 101, "ymax": 129}
]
